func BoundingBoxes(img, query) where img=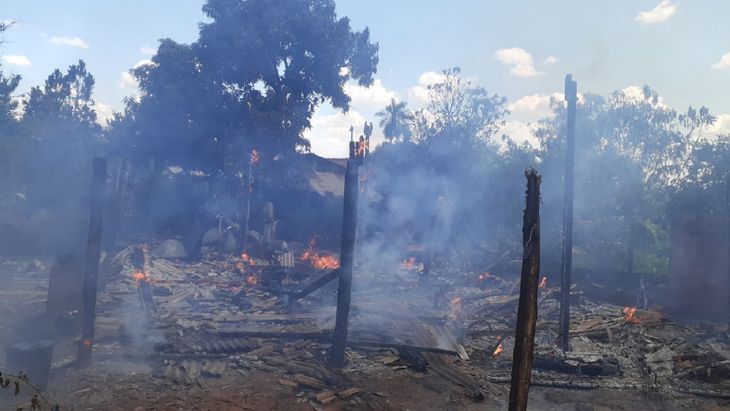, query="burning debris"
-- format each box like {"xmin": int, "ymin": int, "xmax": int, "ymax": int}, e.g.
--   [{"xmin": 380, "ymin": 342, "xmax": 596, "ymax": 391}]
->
[{"xmin": 300, "ymin": 238, "xmax": 340, "ymax": 270}]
